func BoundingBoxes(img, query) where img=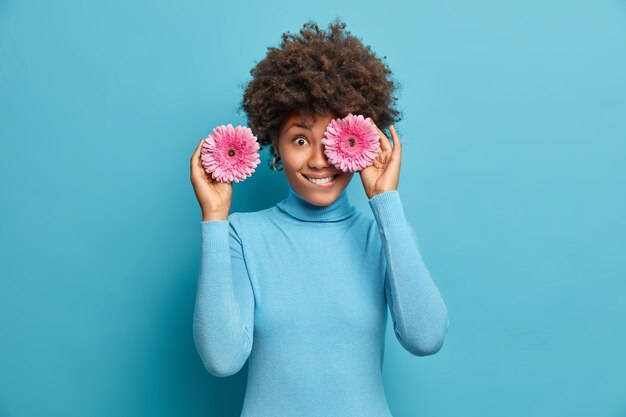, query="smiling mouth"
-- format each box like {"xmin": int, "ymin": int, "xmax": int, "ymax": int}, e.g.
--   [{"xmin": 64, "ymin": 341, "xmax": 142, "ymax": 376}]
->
[{"xmin": 303, "ymin": 173, "xmax": 339, "ymax": 185}]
